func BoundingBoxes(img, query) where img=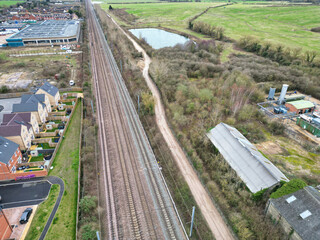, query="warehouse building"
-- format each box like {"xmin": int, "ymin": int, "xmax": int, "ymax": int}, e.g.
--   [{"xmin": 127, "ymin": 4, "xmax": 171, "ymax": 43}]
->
[
  {"xmin": 207, "ymin": 123, "xmax": 288, "ymax": 193},
  {"xmin": 6, "ymin": 20, "xmax": 80, "ymax": 47},
  {"xmin": 285, "ymin": 100, "xmax": 315, "ymax": 114},
  {"xmin": 266, "ymin": 186, "xmax": 320, "ymax": 240}
]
